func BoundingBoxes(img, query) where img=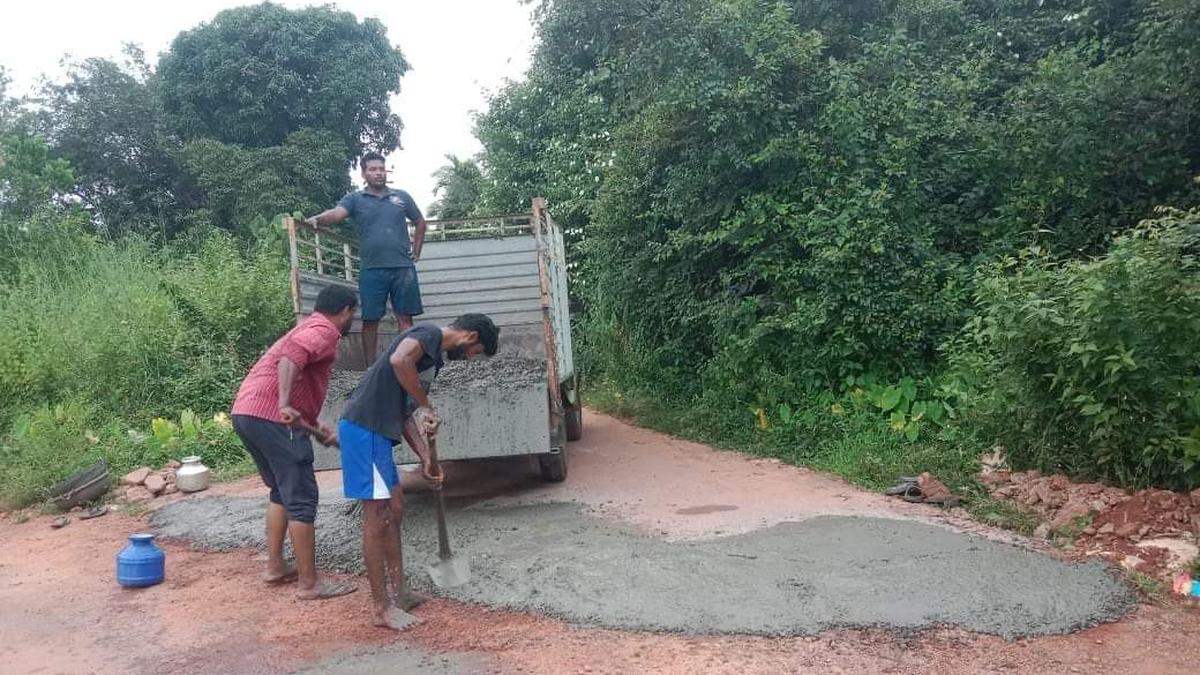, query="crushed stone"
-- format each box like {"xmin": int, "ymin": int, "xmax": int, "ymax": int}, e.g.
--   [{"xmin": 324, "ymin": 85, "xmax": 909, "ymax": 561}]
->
[{"xmin": 433, "ymin": 355, "xmax": 546, "ymax": 392}]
